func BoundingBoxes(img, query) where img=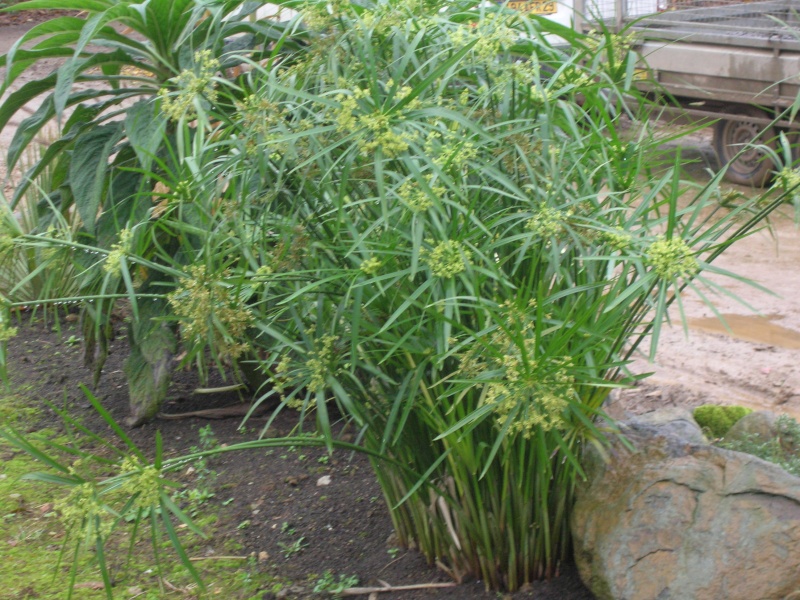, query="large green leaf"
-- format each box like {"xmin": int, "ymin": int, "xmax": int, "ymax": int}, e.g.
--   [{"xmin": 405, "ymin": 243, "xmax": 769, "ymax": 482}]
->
[
  {"xmin": 0, "ymin": 73, "xmax": 58, "ymax": 133},
  {"xmin": 2, "ymin": 17, "xmax": 83, "ymax": 81},
  {"xmin": 69, "ymin": 123, "xmax": 124, "ymax": 233},
  {"xmin": 125, "ymin": 100, "xmax": 167, "ymax": 174},
  {"xmin": 74, "ymin": 2, "xmax": 139, "ymax": 58},
  {"xmin": 145, "ymin": 0, "xmax": 191, "ymax": 56},
  {"xmin": 6, "ymin": 87, "xmax": 114, "ymax": 174},
  {"xmin": 2, "ymin": 48, "xmax": 139, "ymax": 155},
  {"xmin": 52, "ymin": 8, "xmax": 140, "ymax": 117},
  {"xmin": 124, "ymin": 297, "xmax": 176, "ymax": 426},
  {"xmin": 98, "ymin": 165, "xmax": 146, "ymax": 222},
  {"xmin": 8, "ymin": 95, "xmax": 137, "ymax": 209}
]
